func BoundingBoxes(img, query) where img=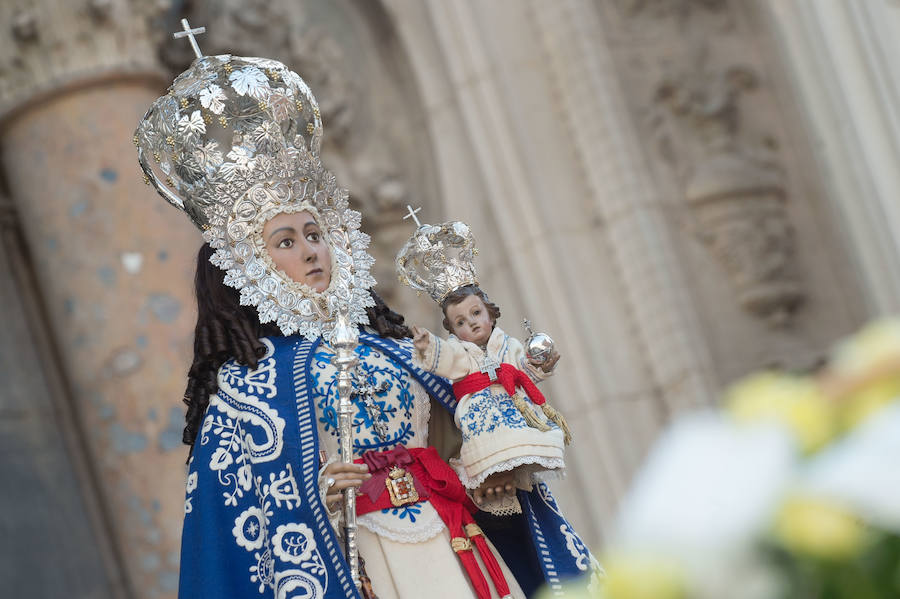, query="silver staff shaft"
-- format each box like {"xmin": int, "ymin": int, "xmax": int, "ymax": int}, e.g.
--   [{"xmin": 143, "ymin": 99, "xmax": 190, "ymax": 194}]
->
[{"xmin": 331, "ymin": 310, "xmax": 361, "ymax": 589}]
